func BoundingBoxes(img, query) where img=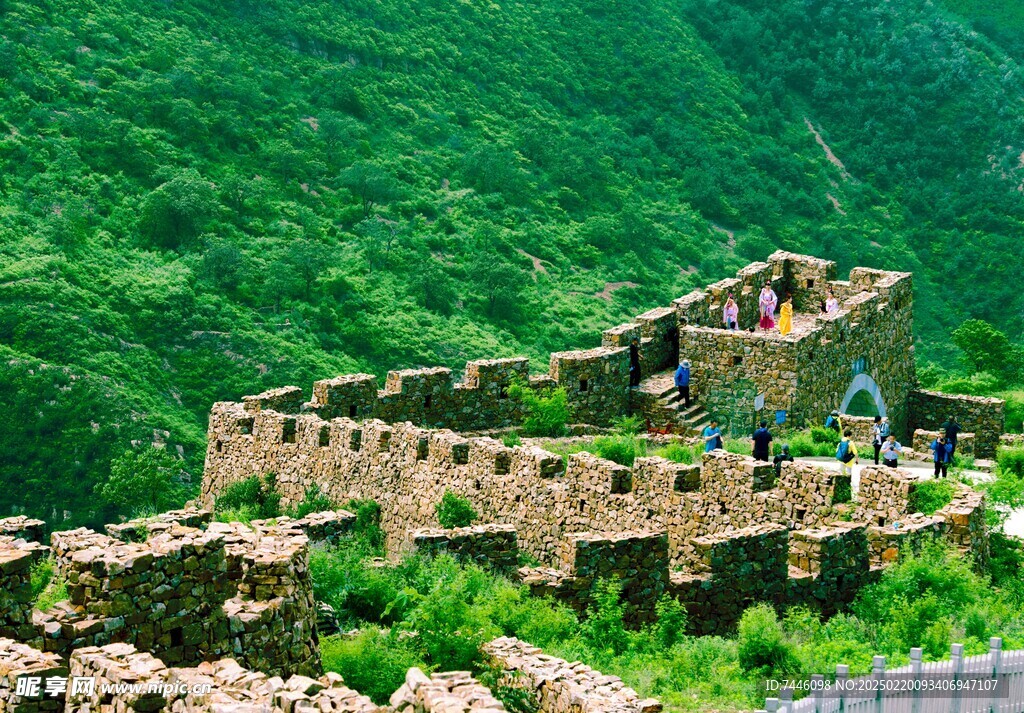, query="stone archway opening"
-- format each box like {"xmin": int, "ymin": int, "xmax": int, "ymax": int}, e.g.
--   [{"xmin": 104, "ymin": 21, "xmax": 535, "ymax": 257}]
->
[{"xmin": 840, "ymin": 373, "xmax": 887, "ymax": 418}]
